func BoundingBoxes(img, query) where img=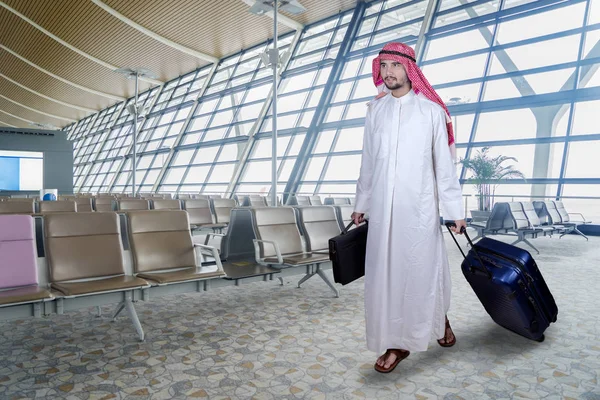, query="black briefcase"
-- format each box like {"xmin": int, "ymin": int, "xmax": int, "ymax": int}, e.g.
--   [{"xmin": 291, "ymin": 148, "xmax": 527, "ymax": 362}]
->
[{"xmin": 328, "ymin": 221, "xmax": 368, "ymax": 285}]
